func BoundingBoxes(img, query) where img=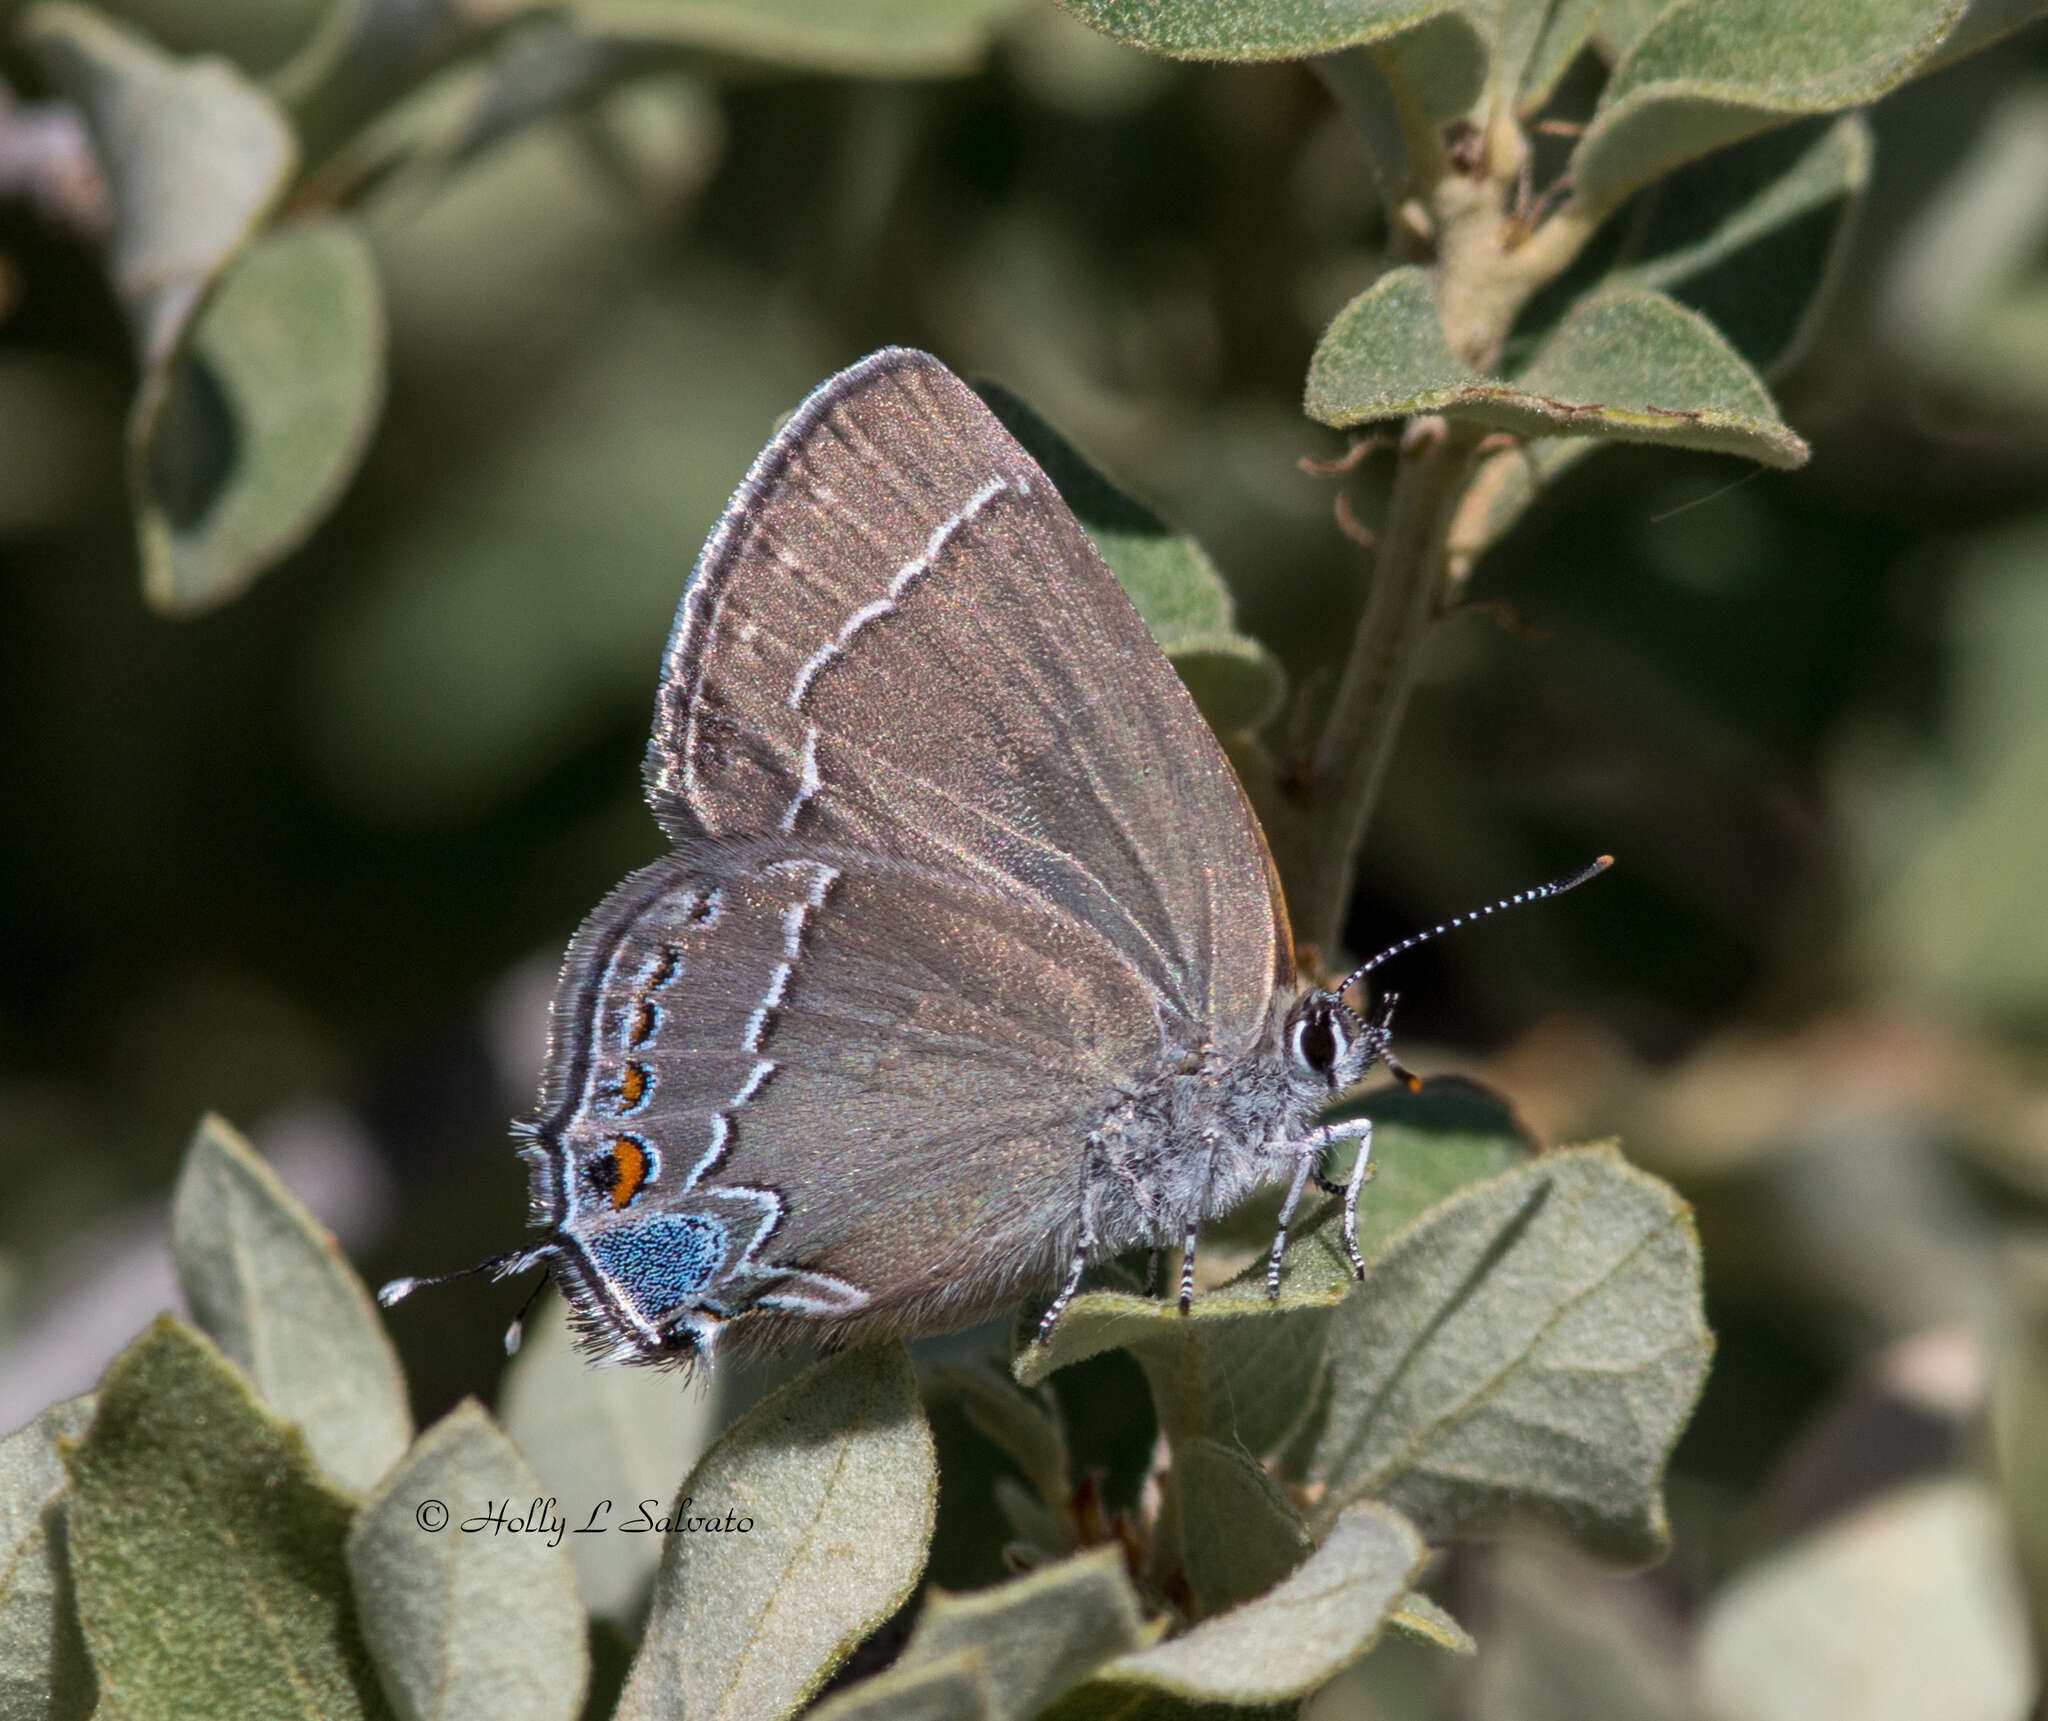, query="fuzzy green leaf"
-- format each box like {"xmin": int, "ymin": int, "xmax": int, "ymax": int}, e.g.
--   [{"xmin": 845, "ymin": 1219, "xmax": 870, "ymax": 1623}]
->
[
  {"xmin": 346, "ymin": 1402, "xmax": 588, "ymax": 1721},
  {"xmin": 1488, "ymin": 0, "xmax": 1551, "ymax": 98},
  {"xmin": 21, "ymin": 2, "xmax": 295, "ymax": 371},
  {"xmin": 1166, "ymin": 1437, "xmax": 1311, "ymax": 1615},
  {"xmin": 1053, "ymin": 0, "xmax": 1464, "ymax": 60},
  {"xmin": 615, "ymin": 1344, "xmax": 936, "ymax": 1721},
  {"xmin": 995, "ymin": 1476, "xmax": 1070, "ymax": 1562},
  {"xmin": 1591, "ymin": 0, "xmax": 1668, "ymax": 59},
  {"xmin": 1307, "ymin": 1145, "xmax": 1712, "ymax": 1564},
  {"xmin": 1304, "ymin": 266, "xmax": 1474, "ymax": 424},
  {"xmin": 1308, "ymin": 270, "xmax": 1807, "ymax": 466},
  {"xmin": 1165, "ymin": 635, "xmax": 1289, "ymax": 738},
  {"xmin": 1623, "ymin": 115, "xmax": 1872, "ymax": 304},
  {"xmin": 932, "ymin": 1366, "xmax": 1070, "ymax": 1515},
  {"xmin": 1014, "ymin": 1222, "xmax": 1355, "ymax": 1390},
  {"xmin": 1390, "ymin": 1589, "xmax": 1477, "ymax": 1655},
  {"xmin": 136, "ymin": 218, "xmax": 387, "ymax": 613},
  {"xmin": 1225, "ymin": 1095, "xmax": 1531, "ymax": 1462},
  {"xmin": 0, "ymin": 1396, "xmax": 96, "ymax": 1721},
  {"xmin": 1379, "ymin": 9, "xmax": 1490, "ymax": 123},
  {"xmin": 1519, "ymin": 0, "xmax": 1605, "ymax": 110},
  {"xmin": 1149, "ymin": 1305, "xmax": 1333, "ymax": 1459},
  {"xmin": 974, "ymin": 380, "xmax": 1285, "ymax": 734},
  {"xmin": 171, "ymin": 1112, "xmax": 411, "ymax": 1494},
  {"xmin": 893, "ymin": 1547, "xmax": 1161, "ymax": 1721},
  {"xmin": 572, "ymin": 0, "xmax": 1024, "ymax": 75},
  {"xmin": 22, "ymin": 5, "xmax": 380, "ymax": 611},
  {"xmin": 63, "ymin": 1317, "xmax": 392, "ymax": 1720},
  {"xmin": 1423, "ymin": 112, "xmax": 1872, "ymax": 574},
  {"xmin": 810, "ymin": 1649, "xmax": 995, "ymax": 1721},
  {"xmin": 498, "ymin": 1294, "xmax": 722, "ymax": 1620},
  {"xmin": 268, "ymin": 0, "xmax": 472, "ymax": 163},
  {"xmin": 1699, "ymin": 1480, "xmax": 2037, "ymax": 1721},
  {"xmin": 1613, "ymin": 113, "xmax": 1872, "ymax": 381},
  {"xmin": 1100, "ymin": 1501, "xmax": 1426, "ymax": 1704},
  {"xmin": 1572, "ymin": 0, "xmax": 2048, "ymax": 218}
]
